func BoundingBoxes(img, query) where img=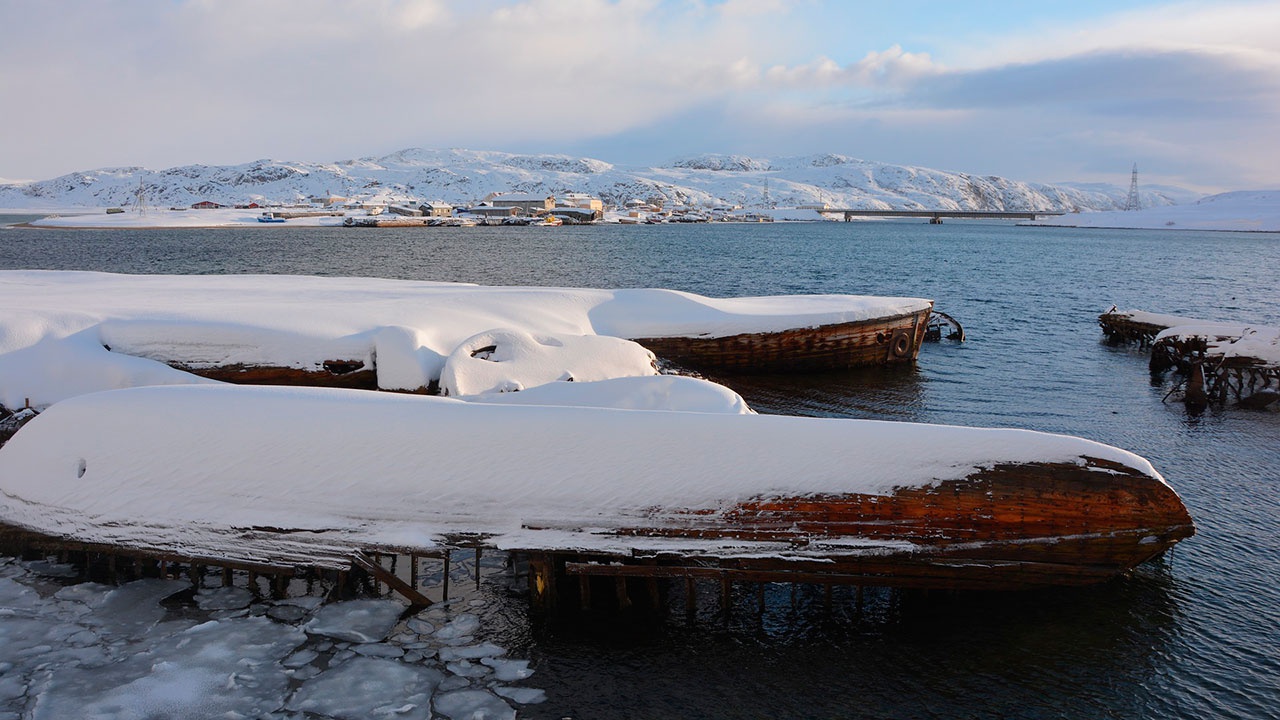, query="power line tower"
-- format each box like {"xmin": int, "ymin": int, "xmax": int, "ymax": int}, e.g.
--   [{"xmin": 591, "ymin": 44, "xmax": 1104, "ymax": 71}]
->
[
  {"xmin": 1123, "ymin": 163, "xmax": 1141, "ymax": 211},
  {"xmin": 133, "ymin": 177, "xmax": 149, "ymax": 216}
]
